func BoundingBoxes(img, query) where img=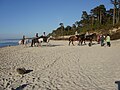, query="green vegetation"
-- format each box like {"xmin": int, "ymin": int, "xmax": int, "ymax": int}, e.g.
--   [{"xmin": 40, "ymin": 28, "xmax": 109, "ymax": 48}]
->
[{"xmin": 48, "ymin": 0, "xmax": 120, "ymax": 38}]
